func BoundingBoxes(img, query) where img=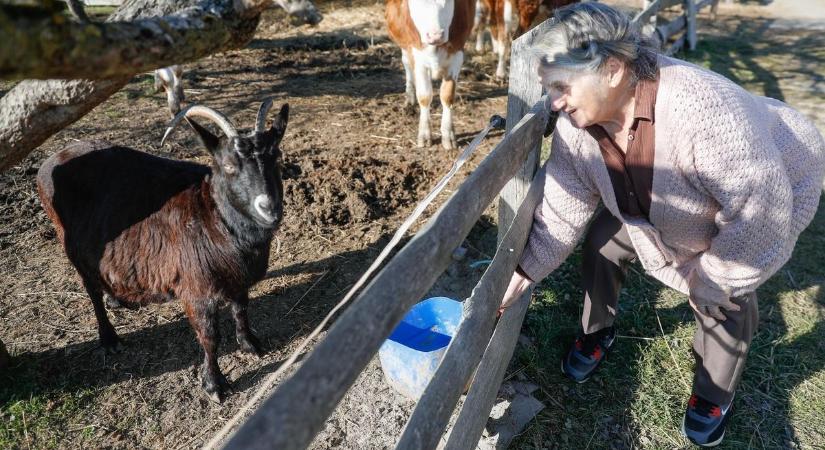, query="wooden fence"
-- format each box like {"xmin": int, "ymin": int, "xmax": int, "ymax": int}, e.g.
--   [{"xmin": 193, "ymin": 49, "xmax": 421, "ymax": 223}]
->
[
  {"xmin": 218, "ymin": 19, "xmax": 556, "ymax": 450},
  {"xmin": 637, "ymin": 0, "xmax": 721, "ymax": 55},
  {"xmin": 214, "ymin": 1, "xmax": 728, "ymax": 448}
]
